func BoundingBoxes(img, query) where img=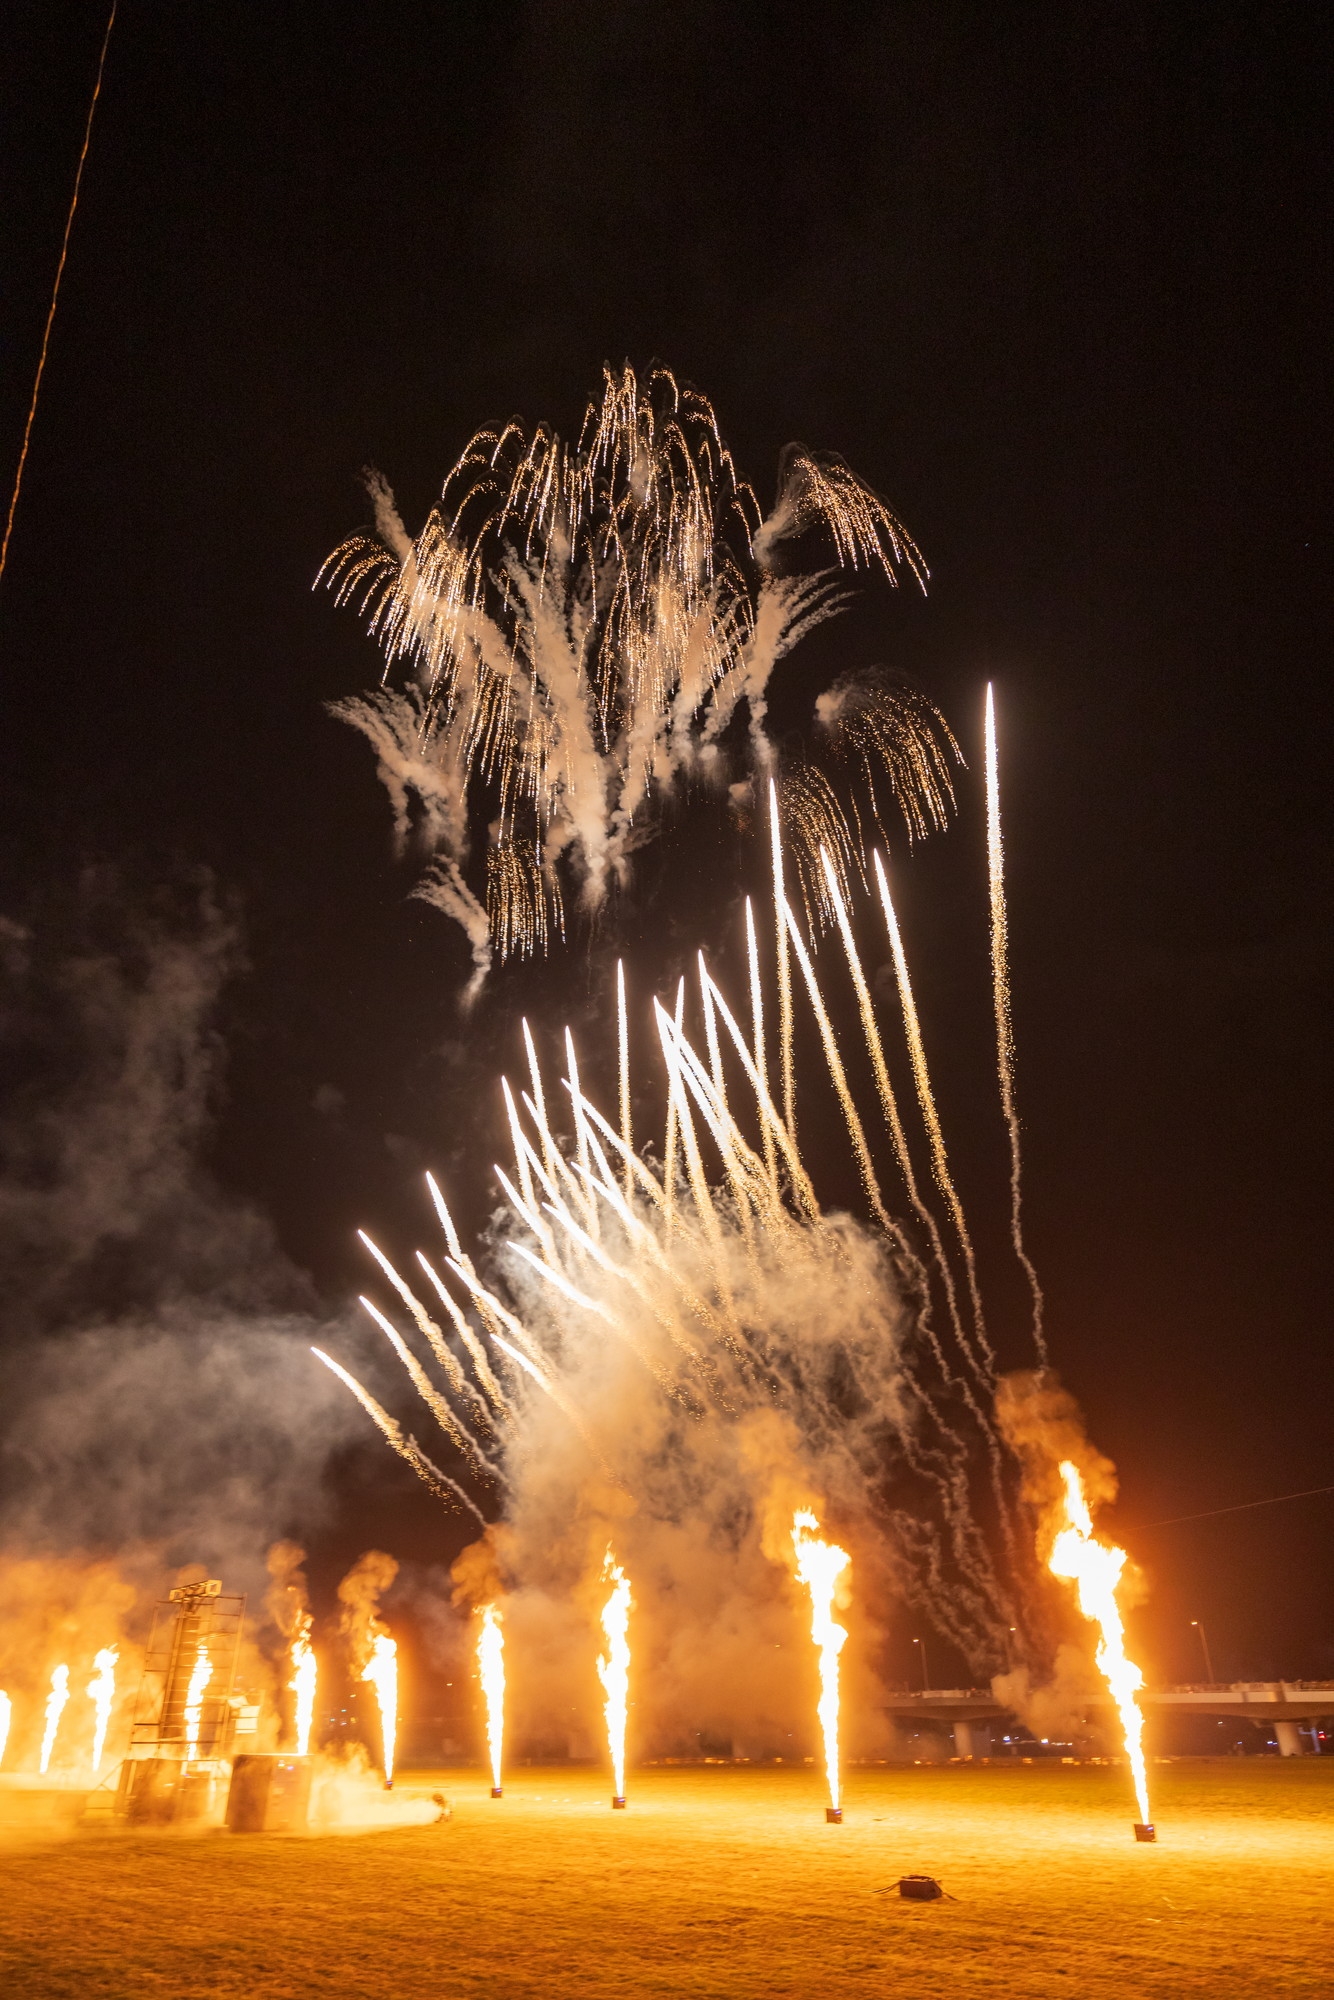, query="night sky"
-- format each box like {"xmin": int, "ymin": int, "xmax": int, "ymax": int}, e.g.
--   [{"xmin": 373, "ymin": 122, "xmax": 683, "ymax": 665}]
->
[{"xmin": 1, "ymin": 3, "xmax": 1328, "ymax": 1689}]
